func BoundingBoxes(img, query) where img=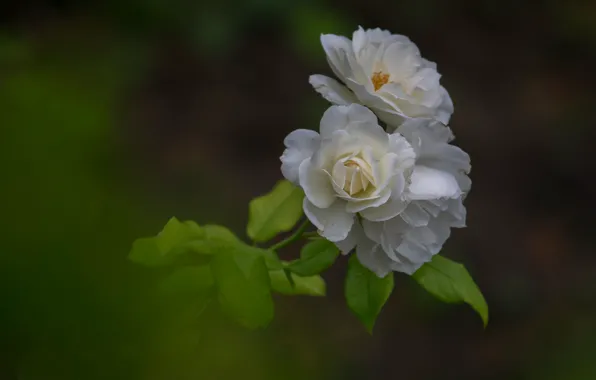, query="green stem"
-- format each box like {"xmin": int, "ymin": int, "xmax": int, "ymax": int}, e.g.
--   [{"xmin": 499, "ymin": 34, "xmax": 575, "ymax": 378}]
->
[{"xmin": 269, "ymin": 219, "xmax": 311, "ymax": 251}]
